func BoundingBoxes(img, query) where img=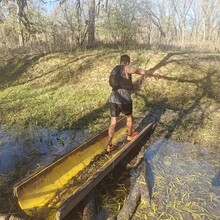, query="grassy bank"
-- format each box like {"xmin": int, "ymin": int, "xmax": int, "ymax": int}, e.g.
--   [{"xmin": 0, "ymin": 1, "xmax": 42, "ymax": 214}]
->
[
  {"xmin": 134, "ymin": 51, "xmax": 220, "ymax": 146},
  {"xmin": 0, "ymin": 49, "xmax": 119, "ymax": 131},
  {"xmin": 0, "ymin": 49, "xmax": 220, "ymax": 144}
]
